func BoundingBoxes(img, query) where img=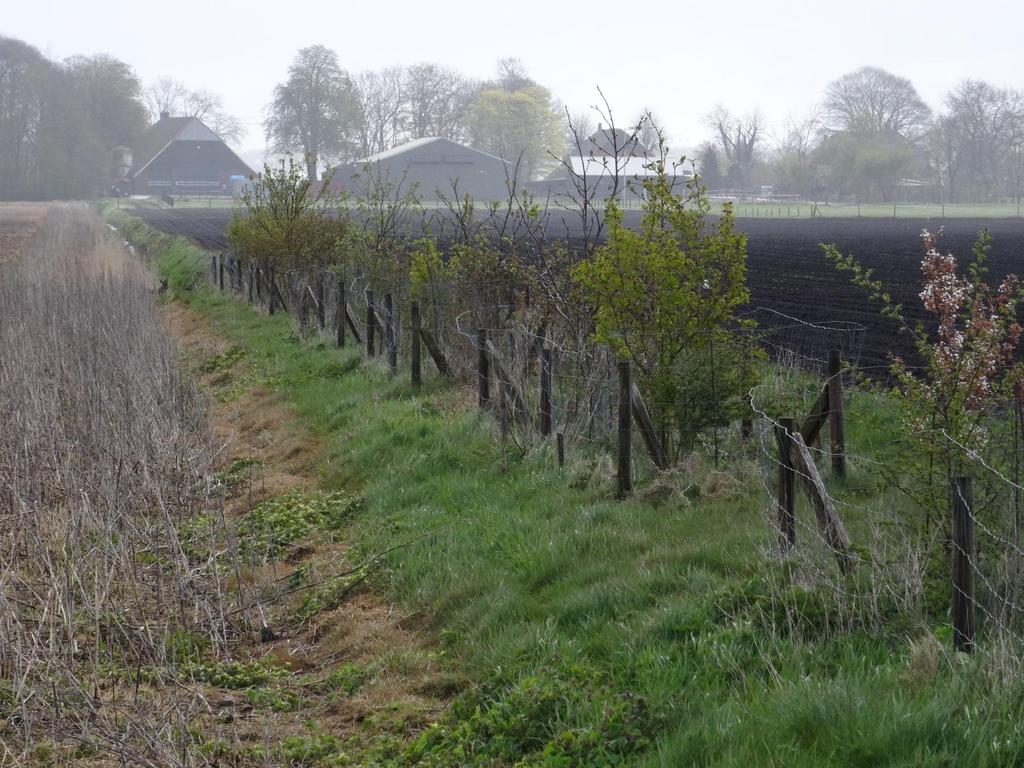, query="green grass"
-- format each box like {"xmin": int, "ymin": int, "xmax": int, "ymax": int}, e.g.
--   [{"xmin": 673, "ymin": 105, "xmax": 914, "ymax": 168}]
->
[
  {"xmin": 110, "ymin": 210, "xmax": 1024, "ymax": 767},
  {"xmin": 730, "ymin": 201, "xmax": 1024, "ymax": 219}
]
